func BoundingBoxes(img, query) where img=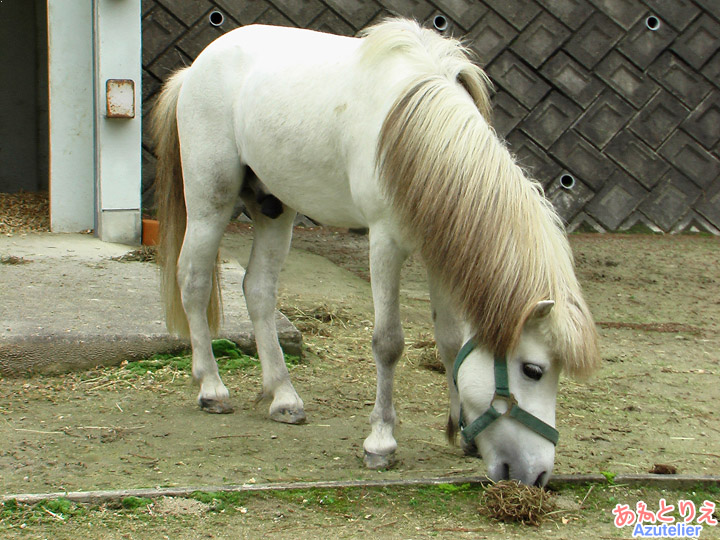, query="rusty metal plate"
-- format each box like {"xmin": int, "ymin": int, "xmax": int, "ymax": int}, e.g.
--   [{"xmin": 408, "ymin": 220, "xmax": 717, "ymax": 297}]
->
[{"xmin": 106, "ymin": 79, "xmax": 135, "ymax": 118}]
